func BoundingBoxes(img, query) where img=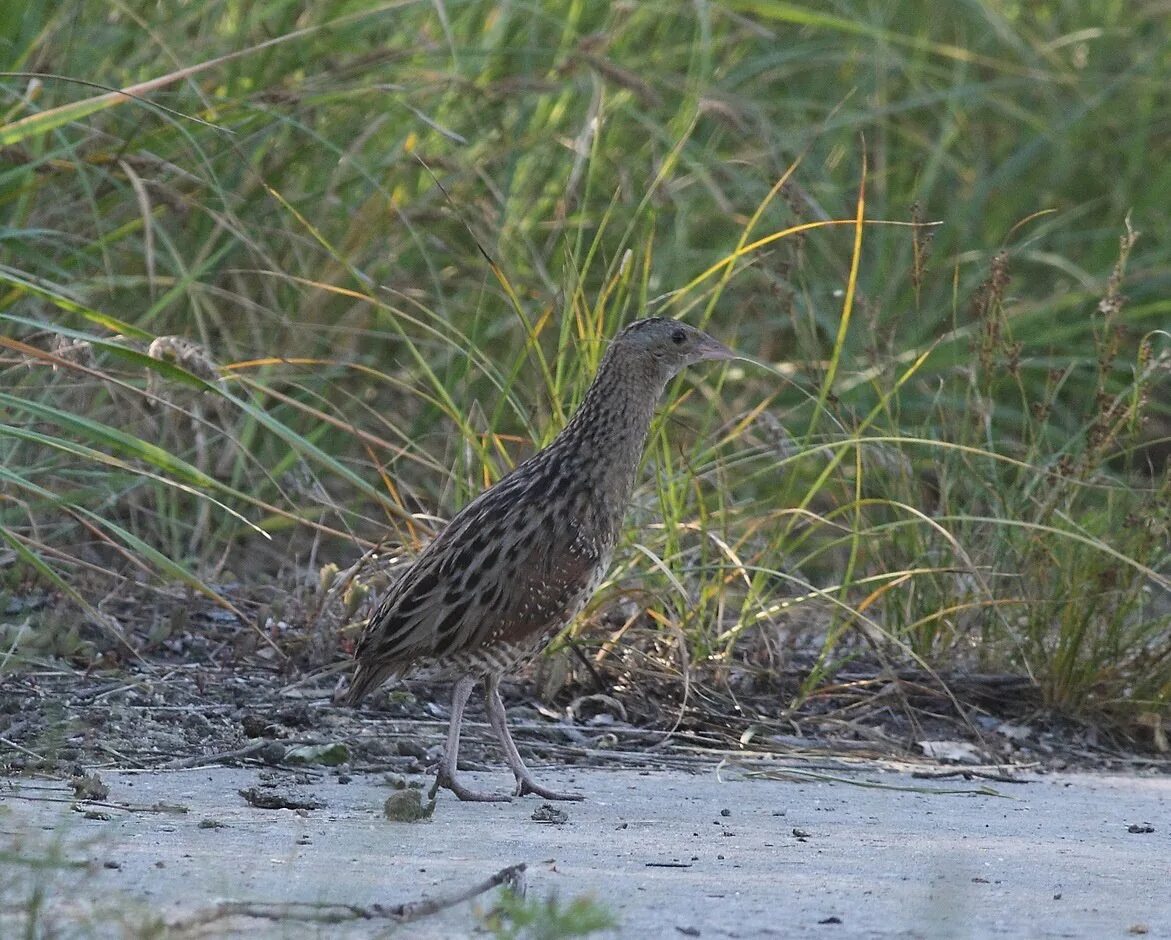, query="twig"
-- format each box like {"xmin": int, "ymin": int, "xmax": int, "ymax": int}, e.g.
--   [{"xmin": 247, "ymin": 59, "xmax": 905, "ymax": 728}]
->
[
  {"xmin": 395, "ymin": 862, "xmax": 526, "ymax": 921},
  {"xmin": 95, "ymin": 741, "xmax": 149, "ymax": 768},
  {"xmin": 1, "ymin": 793, "xmax": 189, "ymax": 814},
  {"xmin": 0, "ymin": 735, "xmax": 44, "ymax": 761},
  {"xmin": 167, "ymin": 862, "xmax": 527, "ymax": 930},
  {"xmin": 720, "ymin": 759, "xmax": 1014, "ymax": 798},
  {"xmin": 161, "ymin": 741, "xmax": 267, "ymax": 770},
  {"xmin": 911, "ymin": 768, "xmax": 1030, "ymax": 784}
]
